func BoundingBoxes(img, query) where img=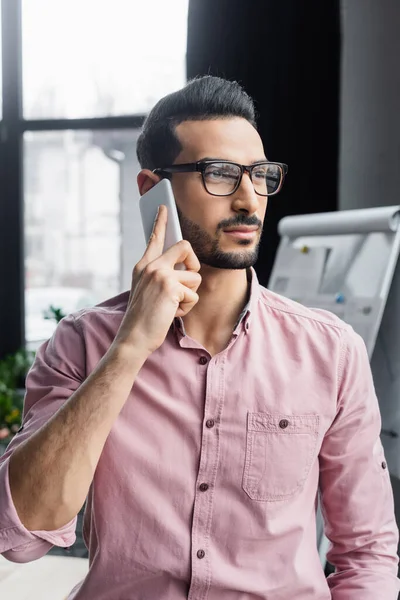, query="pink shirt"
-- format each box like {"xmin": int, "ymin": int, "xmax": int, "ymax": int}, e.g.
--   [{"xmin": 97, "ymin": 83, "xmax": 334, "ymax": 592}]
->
[{"xmin": 0, "ymin": 269, "xmax": 399, "ymax": 599}]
